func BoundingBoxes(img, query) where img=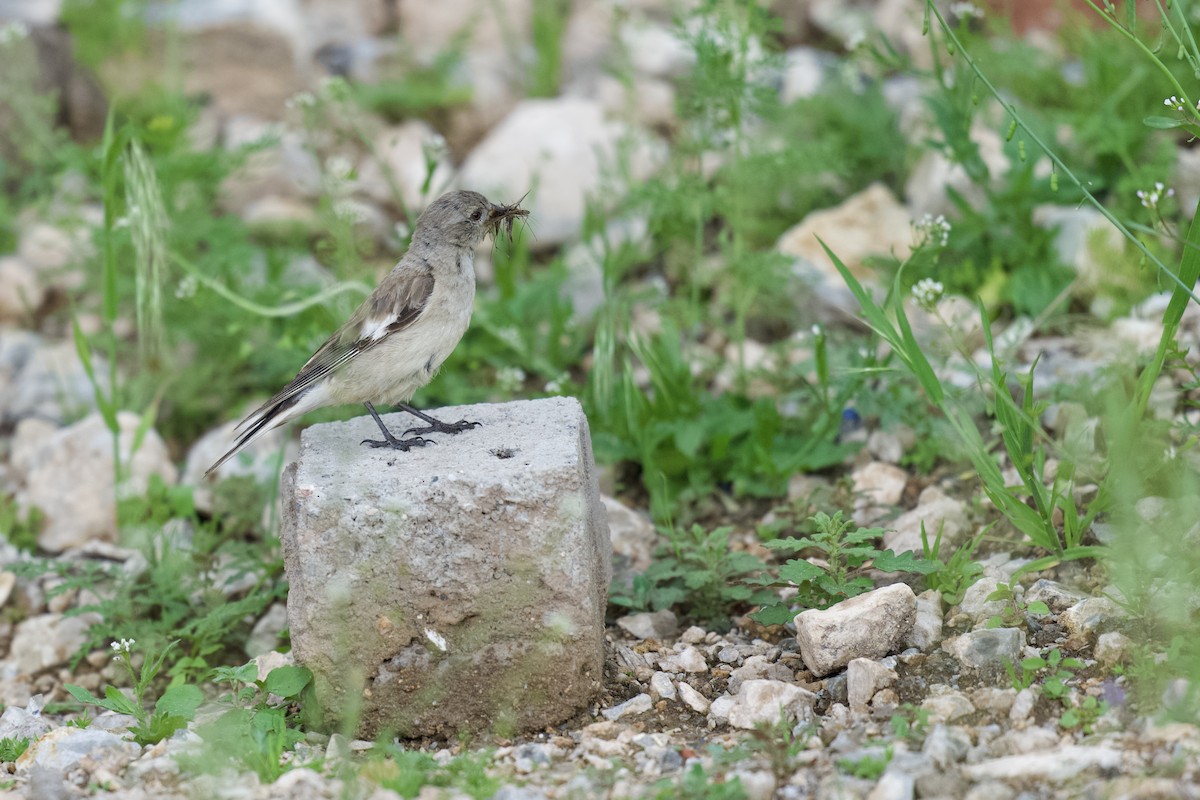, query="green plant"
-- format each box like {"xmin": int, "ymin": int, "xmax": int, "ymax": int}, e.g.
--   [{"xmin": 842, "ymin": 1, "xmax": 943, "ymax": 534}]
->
[
  {"xmin": 65, "ymin": 639, "xmax": 203, "ymax": 746},
  {"xmin": 366, "ymin": 746, "xmax": 500, "ymax": 800},
  {"xmin": 0, "ymin": 737, "xmax": 30, "ymax": 762},
  {"xmin": 920, "ymin": 522, "xmax": 984, "ymax": 606},
  {"xmin": 650, "ymin": 763, "xmax": 747, "ymax": 800},
  {"xmin": 180, "ymin": 660, "xmax": 313, "ymax": 783},
  {"xmin": 985, "ymin": 580, "xmax": 1050, "ymax": 629},
  {"xmin": 610, "ymin": 524, "xmax": 774, "ymax": 630},
  {"xmin": 751, "ymin": 511, "xmax": 936, "ymax": 624},
  {"xmin": 836, "ymin": 746, "xmax": 893, "ymax": 780},
  {"xmin": 889, "ymin": 703, "xmax": 931, "ymax": 742},
  {"xmin": 744, "ymin": 711, "xmax": 815, "ymax": 784},
  {"xmin": 0, "ymin": 494, "xmax": 42, "ymax": 552}
]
